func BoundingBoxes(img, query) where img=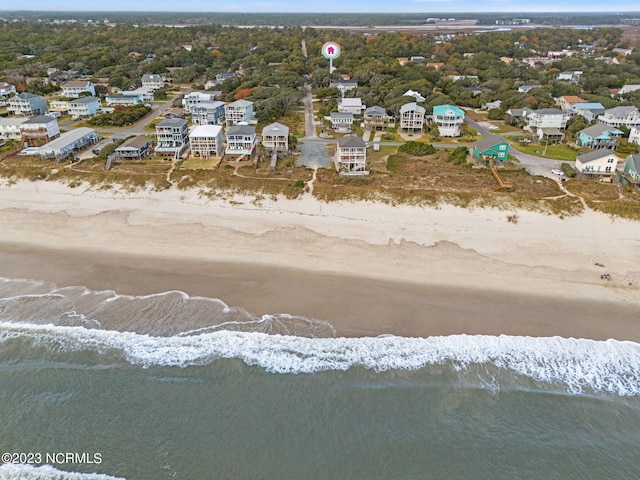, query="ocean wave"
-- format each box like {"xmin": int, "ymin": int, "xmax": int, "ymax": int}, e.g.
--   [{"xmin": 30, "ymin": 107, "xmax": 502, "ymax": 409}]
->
[
  {"xmin": 1, "ymin": 321, "xmax": 640, "ymax": 396},
  {"xmin": 0, "ymin": 277, "xmax": 335, "ymax": 338},
  {"xmin": 0, "ymin": 463, "xmax": 125, "ymax": 480}
]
